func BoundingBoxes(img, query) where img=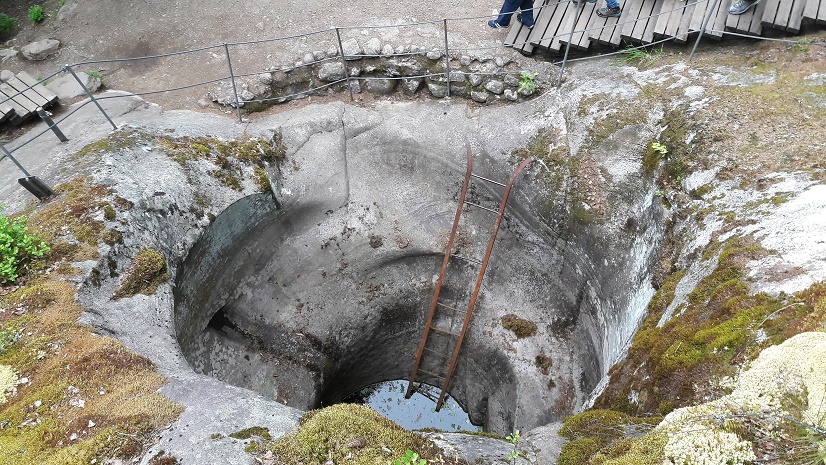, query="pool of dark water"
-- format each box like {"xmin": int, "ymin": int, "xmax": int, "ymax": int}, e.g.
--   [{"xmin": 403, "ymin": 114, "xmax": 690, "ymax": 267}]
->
[{"xmin": 345, "ymin": 380, "xmax": 481, "ymax": 432}]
